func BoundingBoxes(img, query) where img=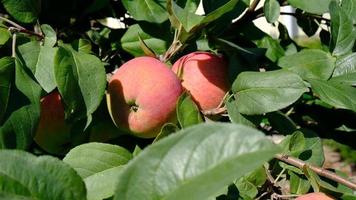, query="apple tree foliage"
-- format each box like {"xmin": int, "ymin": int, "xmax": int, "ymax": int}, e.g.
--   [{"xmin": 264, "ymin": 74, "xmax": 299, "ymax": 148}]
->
[{"xmin": 0, "ymin": 0, "xmax": 356, "ymax": 199}]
